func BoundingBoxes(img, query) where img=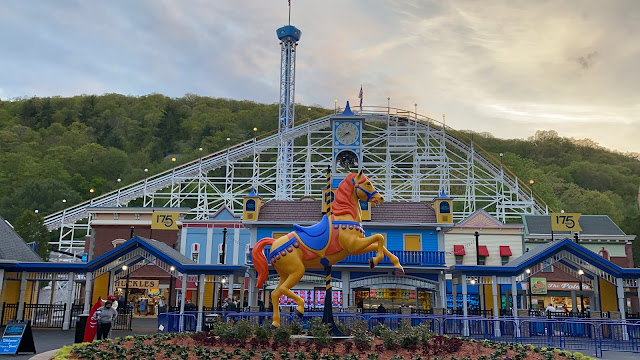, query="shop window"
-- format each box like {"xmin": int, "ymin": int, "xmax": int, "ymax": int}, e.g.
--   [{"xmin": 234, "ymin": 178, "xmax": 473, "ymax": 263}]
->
[
  {"xmin": 455, "ymin": 255, "xmax": 464, "ymax": 265},
  {"xmin": 439, "ymin": 201, "xmax": 450, "ymax": 214},
  {"xmin": 501, "ymin": 256, "xmax": 510, "ymax": 265},
  {"xmin": 191, "ymin": 243, "xmax": 200, "ymax": 263},
  {"xmin": 478, "ymin": 256, "xmax": 486, "ymax": 265},
  {"xmin": 404, "ymin": 235, "xmax": 421, "ymax": 251}
]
